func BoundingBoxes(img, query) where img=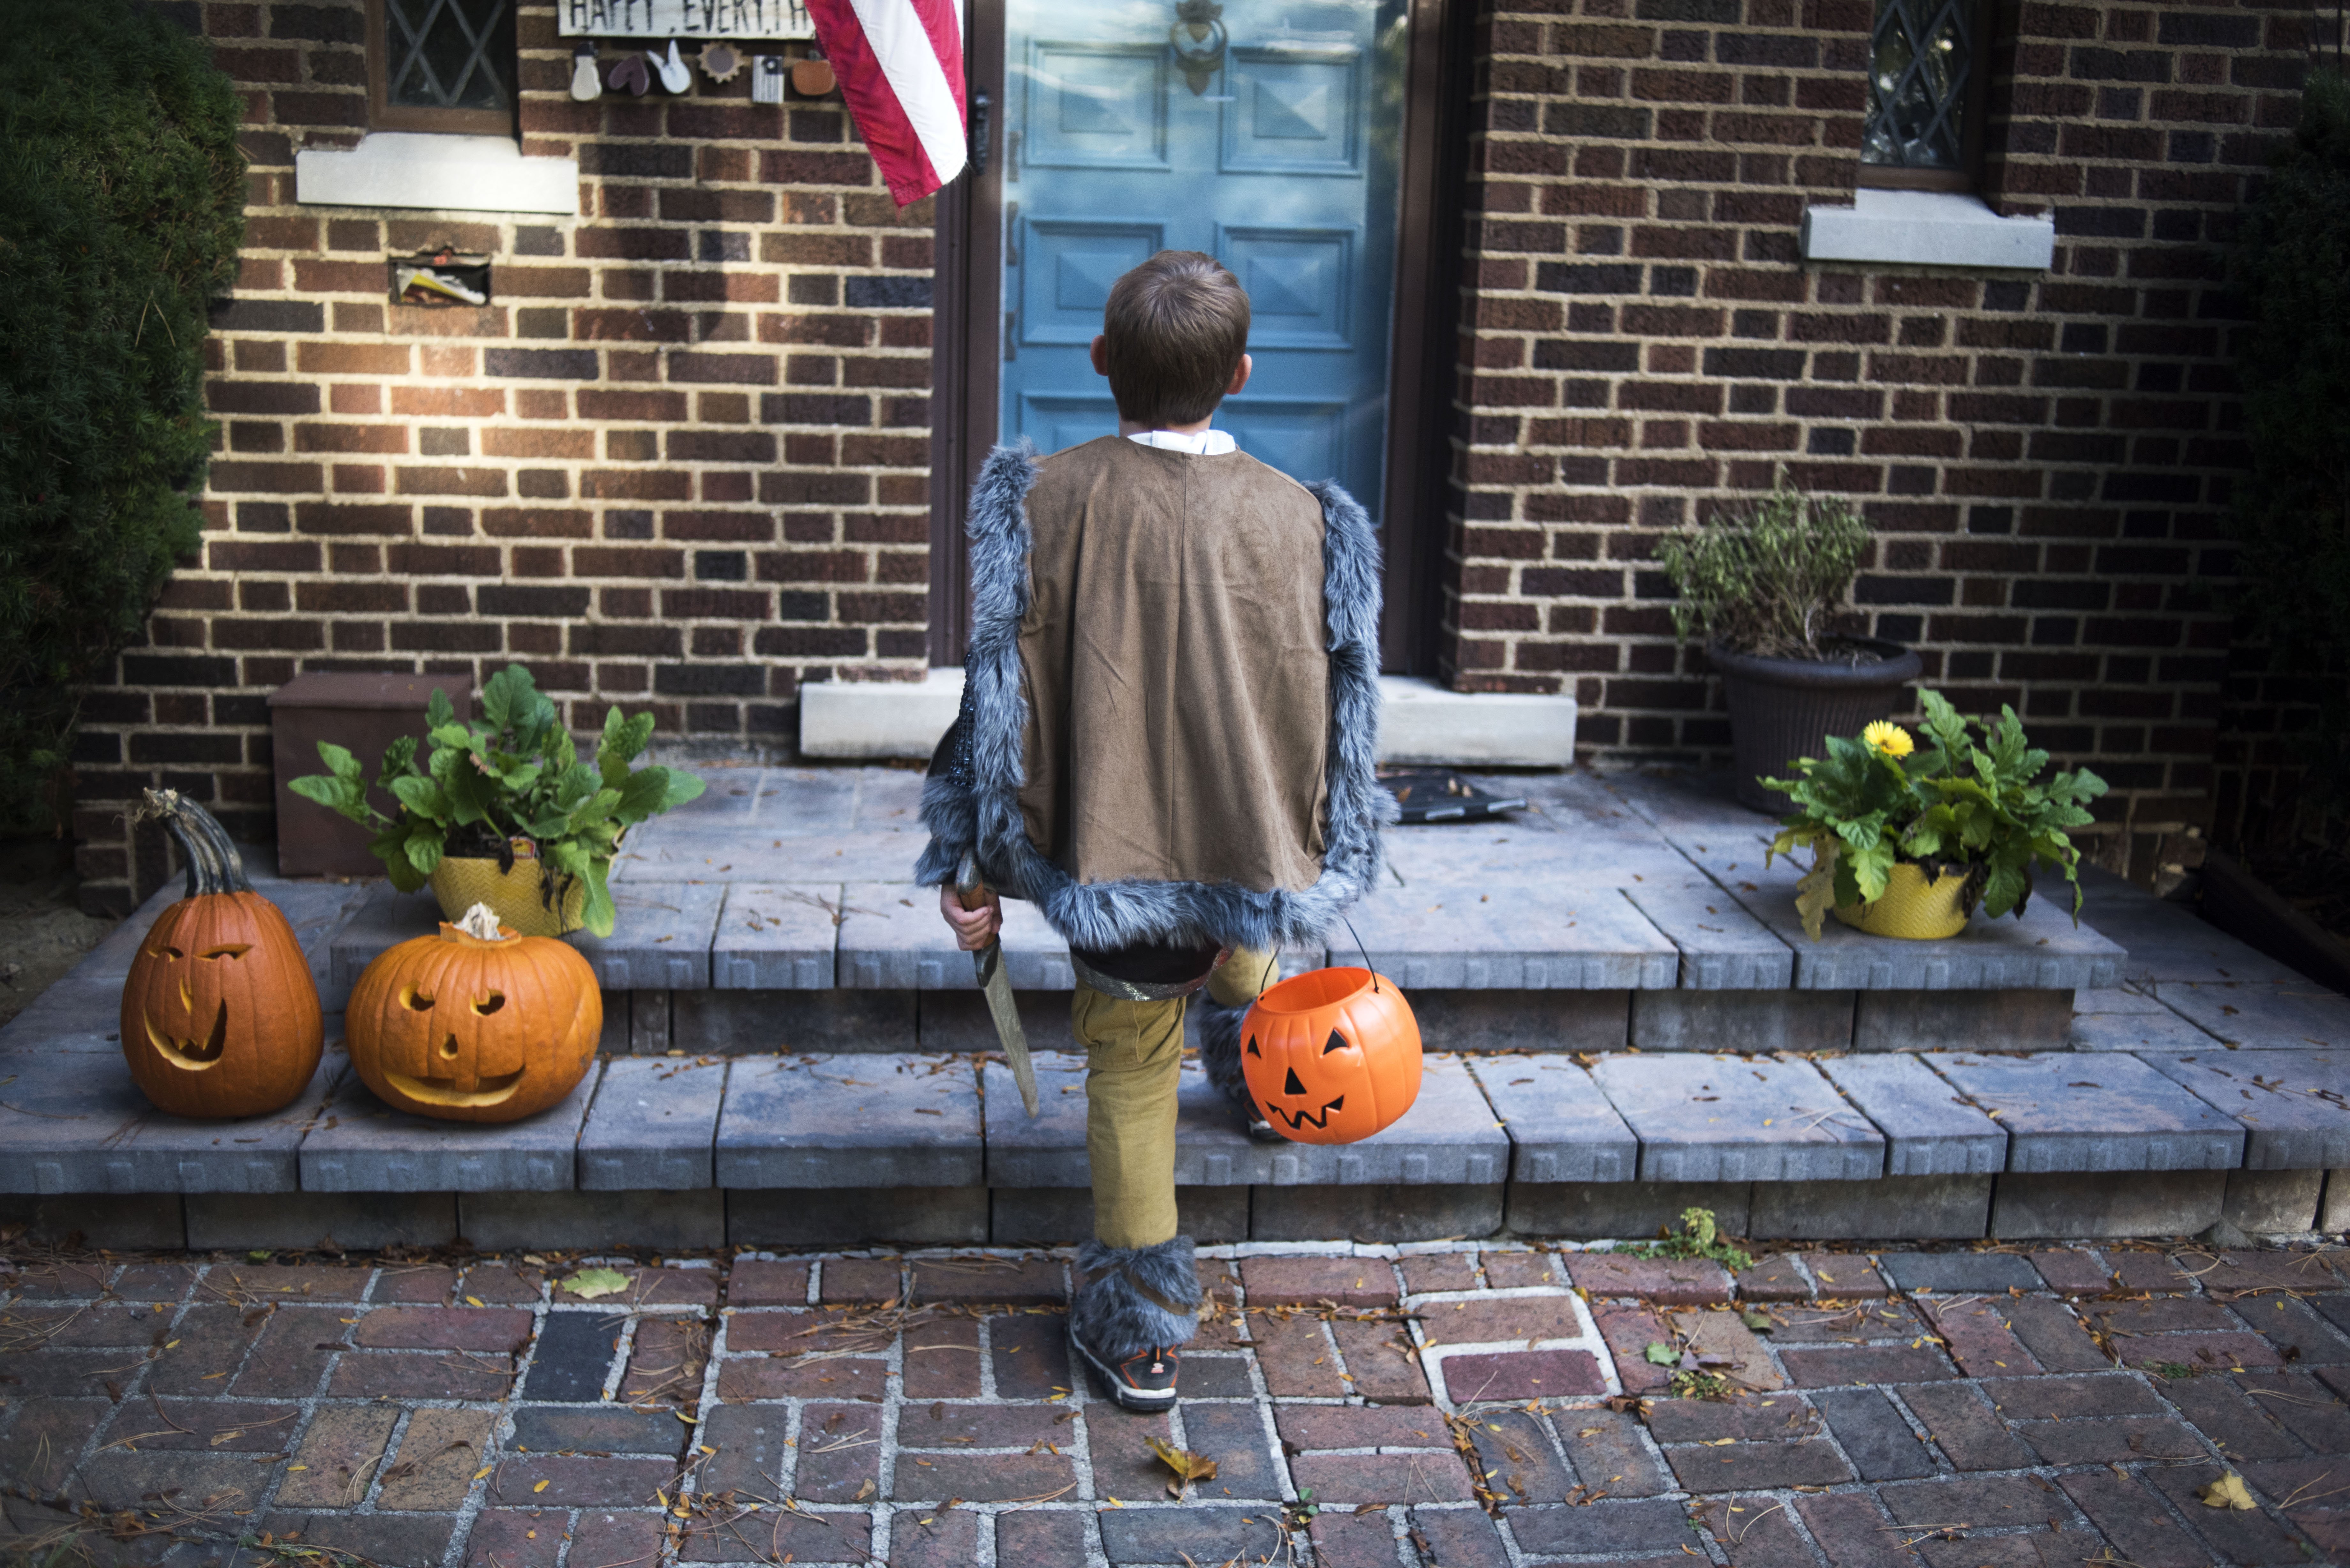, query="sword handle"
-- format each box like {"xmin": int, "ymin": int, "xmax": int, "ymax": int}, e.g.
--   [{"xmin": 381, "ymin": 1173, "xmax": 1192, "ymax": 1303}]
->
[{"xmin": 954, "ymin": 850, "xmax": 988, "ymax": 909}]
